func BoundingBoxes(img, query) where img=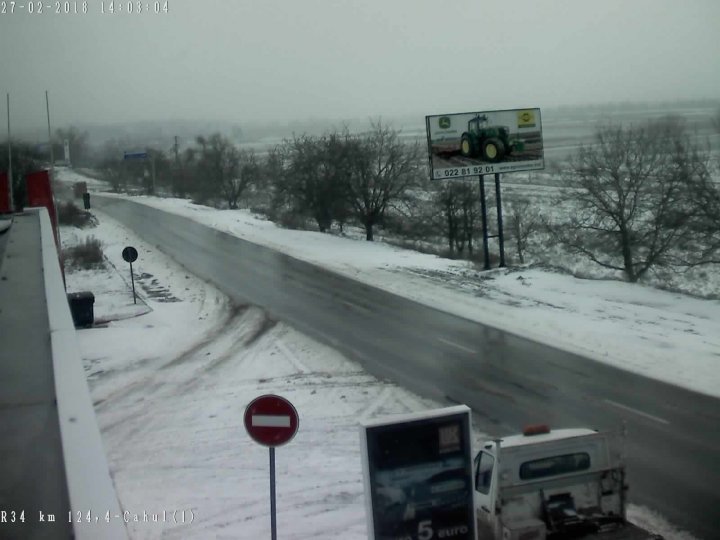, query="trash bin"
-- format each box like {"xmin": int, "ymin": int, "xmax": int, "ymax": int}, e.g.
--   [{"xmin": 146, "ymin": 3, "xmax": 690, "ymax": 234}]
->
[{"xmin": 67, "ymin": 291, "xmax": 95, "ymax": 328}]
